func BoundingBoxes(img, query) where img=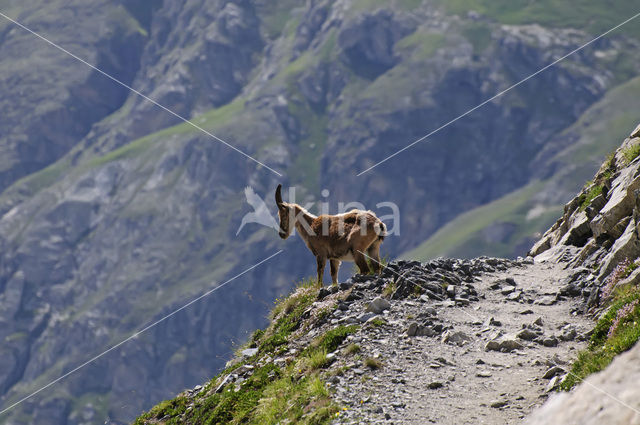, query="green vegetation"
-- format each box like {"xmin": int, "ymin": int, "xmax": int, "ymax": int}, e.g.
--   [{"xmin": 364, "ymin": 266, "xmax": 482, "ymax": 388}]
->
[
  {"xmin": 260, "ymin": 286, "xmax": 318, "ymax": 354},
  {"xmin": 403, "ymin": 181, "xmax": 561, "ymax": 260},
  {"xmin": 364, "ymin": 357, "xmax": 383, "ymax": 370},
  {"xmin": 579, "ymin": 184, "xmax": 603, "ymax": 211},
  {"xmin": 312, "ymin": 325, "xmax": 359, "ymax": 353},
  {"xmin": 382, "ymin": 281, "xmax": 397, "ymax": 298},
  {"xmin": 134, "ymin": 281, "xmax": 348, "ymax": 425},
  {"xmin": 344, "ymin": 343, "xmax": 361, "ymax": 355},
  {"xmin": 622, "ymin": 143, "xmax": 640, "ymax": 165},
  {"xmin": 560, "ymin": 269, "xmax": 640, "ymax": 390},
  {"xmin": 88, "ymin": 98, "xmax": 245, "ymax": 167},
  {"xmin": 395, "ymin": 31, "xmax": 446, "ymax": 60},
  {"xmin": 461, "ymin": 23, "xmax": 492, "ymax": 52},
  {"xmin": 367, "ymin": 317, "xmax": 387, "ymax": 328},
  {"xmin": 437, "ymin": 0, "xmax": 640, "ymax": 40}
]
